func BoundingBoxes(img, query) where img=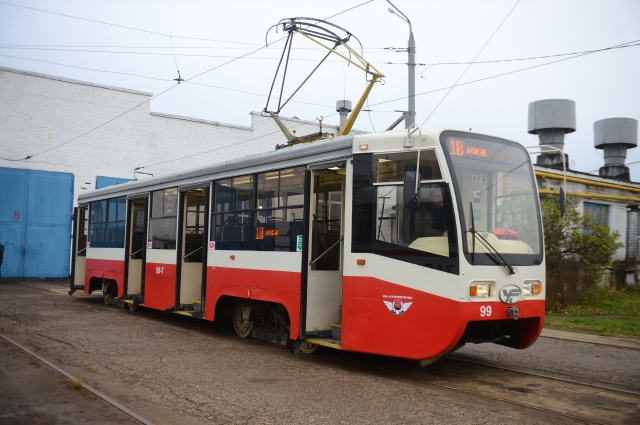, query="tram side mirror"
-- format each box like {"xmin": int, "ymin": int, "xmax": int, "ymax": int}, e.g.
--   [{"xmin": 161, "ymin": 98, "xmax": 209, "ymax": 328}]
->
[
  {"xmin": 403, "ymin": 171, "xmax": 421, "ymax": 208},
  {"xmin": 559, "ymin": 186, "xmax": 566, "ymax": 217}
]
